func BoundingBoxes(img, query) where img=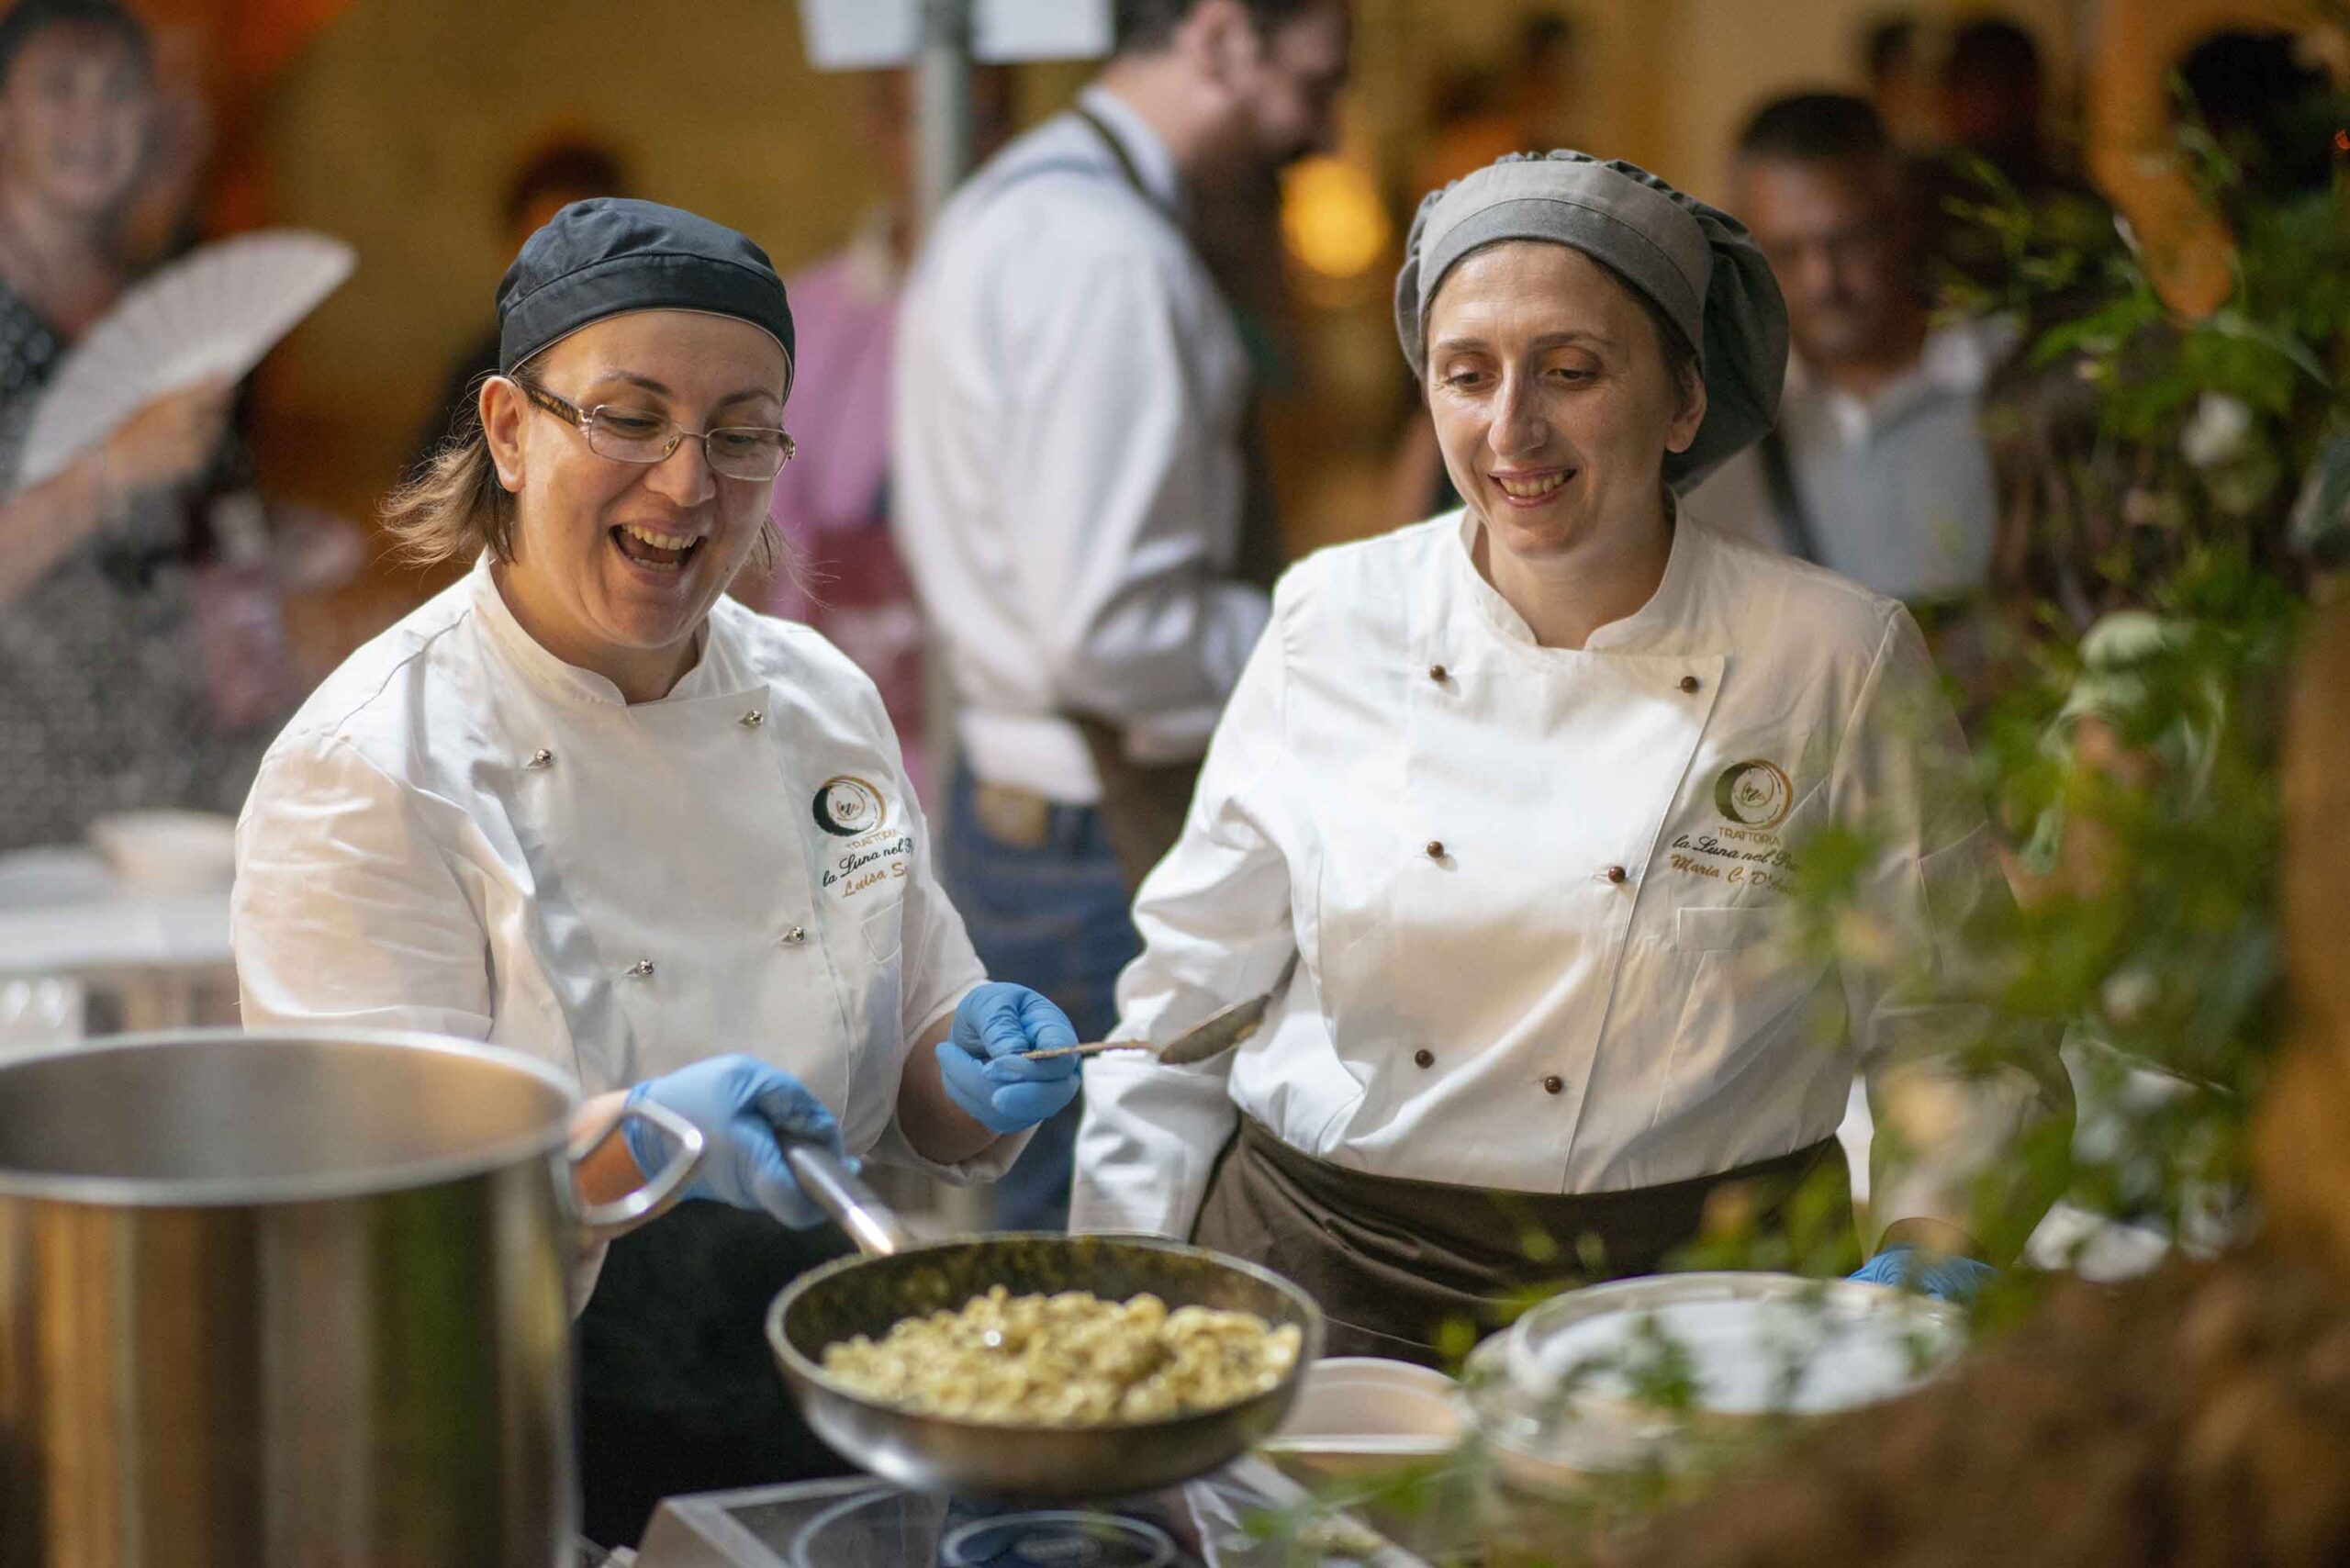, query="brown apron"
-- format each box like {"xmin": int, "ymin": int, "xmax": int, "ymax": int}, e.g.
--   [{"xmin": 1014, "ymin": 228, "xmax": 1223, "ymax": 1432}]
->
[
  {"xmin": 1191, "ymin": 1118, "xmax": 1853, "ymax": 1366},
  {"xmin": 1067, "ymin": 714, "xmax": 1203, "ymax": 896}
]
